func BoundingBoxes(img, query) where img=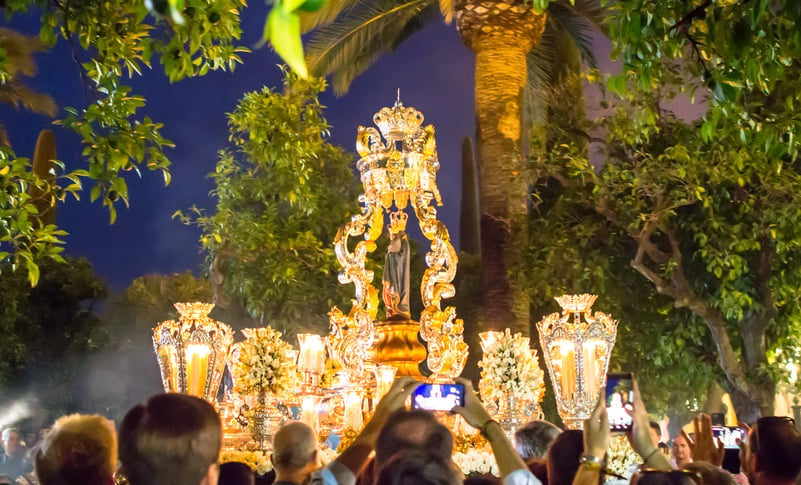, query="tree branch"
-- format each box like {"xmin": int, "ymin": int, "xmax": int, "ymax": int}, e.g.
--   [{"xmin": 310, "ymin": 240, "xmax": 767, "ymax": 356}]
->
[
  {"xmin": 742, "ymin": 235, "xmax": 776, "ymax": 369},
  {"xmin": 668, "ymin": 0, "xmax": 713, "ymax": 33}
]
